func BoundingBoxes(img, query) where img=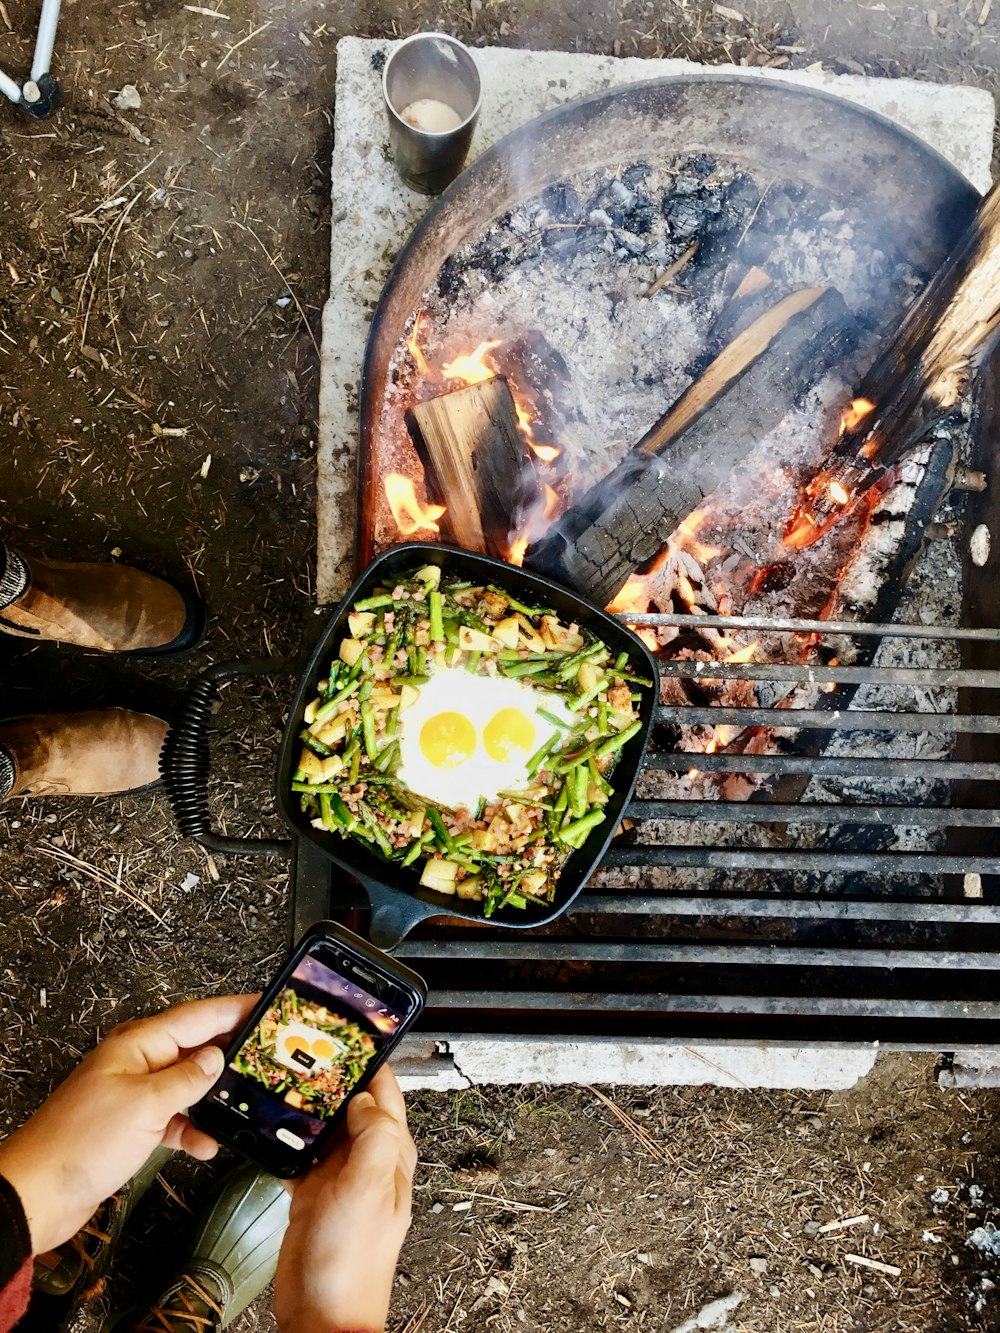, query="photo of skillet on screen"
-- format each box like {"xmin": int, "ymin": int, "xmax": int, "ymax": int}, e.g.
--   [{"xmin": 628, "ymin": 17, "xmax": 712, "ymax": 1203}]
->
[
  {"xmin": 161, "ymin": 542, "xmax": 656, "ymax": 950},
  {"xmin": 279, "ymin": 544, "xmax": 656, "ymax": 947}
]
